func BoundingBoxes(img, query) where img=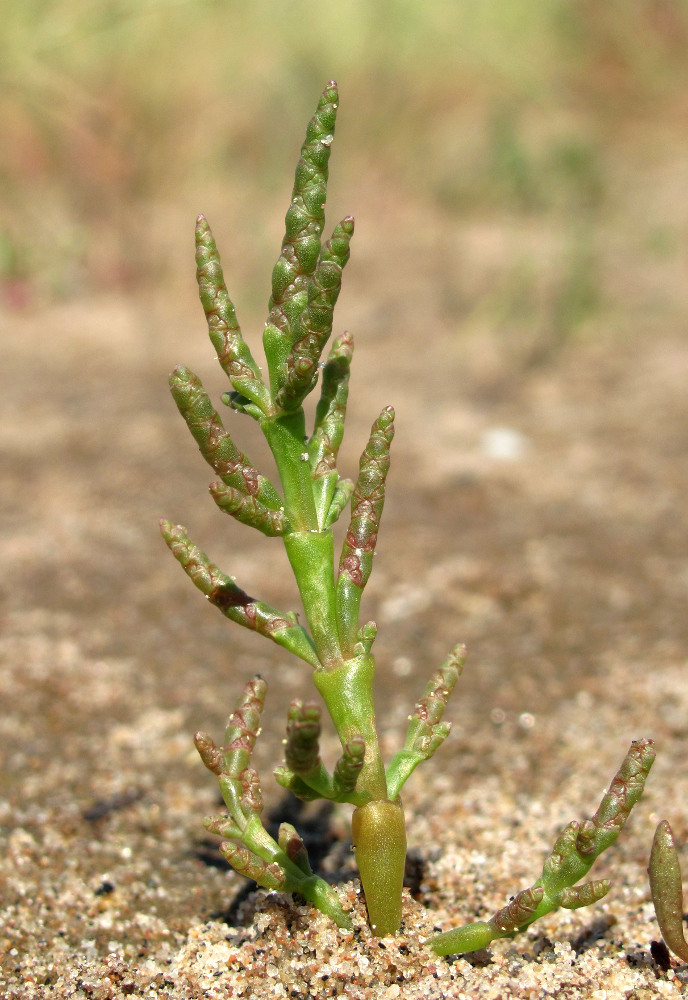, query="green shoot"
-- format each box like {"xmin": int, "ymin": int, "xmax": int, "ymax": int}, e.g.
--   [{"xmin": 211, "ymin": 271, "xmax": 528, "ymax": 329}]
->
[{"xmin": 162, "ymin": 82, "xmax": 656, "ymax": 947}]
